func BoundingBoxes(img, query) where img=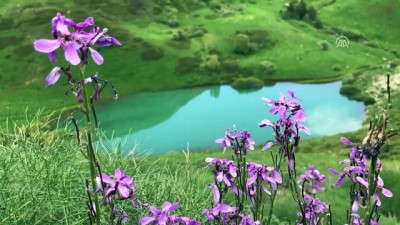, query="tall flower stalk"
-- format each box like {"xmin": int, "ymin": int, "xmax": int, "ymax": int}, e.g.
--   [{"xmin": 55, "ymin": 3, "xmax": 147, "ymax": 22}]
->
[
  {"xmin": 34, "ymin": 12, "xmax": 120, "ymax": 224},
  {"xmin": 330, "ymin": 75, "xmax": 396, "ymax": 225},
  {"xmin": 259, "ymin": 90, "xmax": 310, "ymax": 224}
]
